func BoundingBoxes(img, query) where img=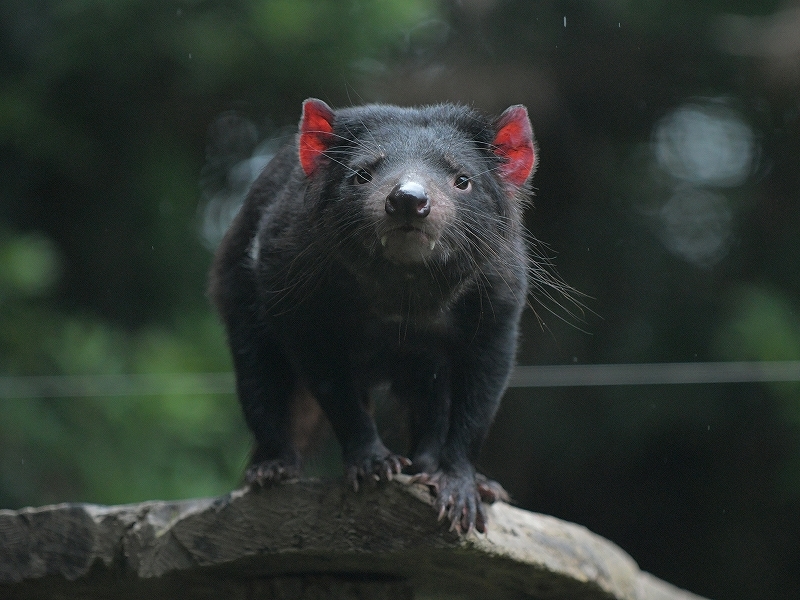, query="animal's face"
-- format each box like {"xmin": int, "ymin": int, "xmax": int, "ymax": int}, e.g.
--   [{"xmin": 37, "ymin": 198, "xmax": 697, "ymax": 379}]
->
[{"xmin": 299, "ymin": 100, "xmax": 535, "ymax": 269}]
